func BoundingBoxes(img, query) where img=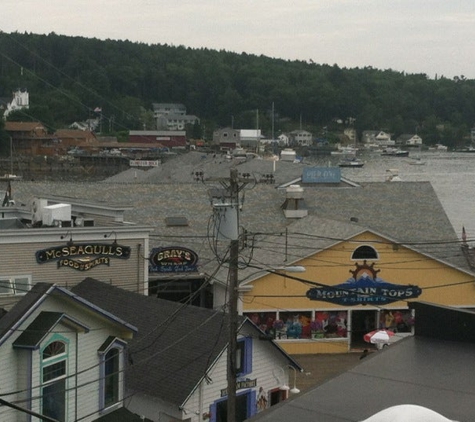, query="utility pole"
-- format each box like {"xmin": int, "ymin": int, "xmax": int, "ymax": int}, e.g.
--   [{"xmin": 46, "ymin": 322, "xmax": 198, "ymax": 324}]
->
[
  {"xmin": 227, "ymin": 167, "xmax": 240, "ymax": 422},
  {"xmin": 208, "ymin": 167, "xmax": 251, "ymax": 422}
]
